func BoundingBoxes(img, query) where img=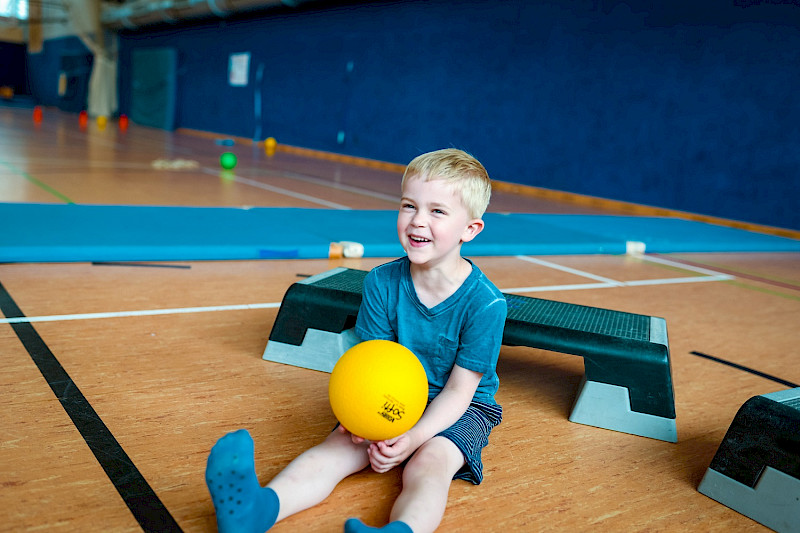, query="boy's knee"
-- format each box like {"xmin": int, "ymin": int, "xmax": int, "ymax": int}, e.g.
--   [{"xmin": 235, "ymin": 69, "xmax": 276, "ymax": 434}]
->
[{"xmin": 404, "ymin": 437, "xmax": 463, "ymax": 480}]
